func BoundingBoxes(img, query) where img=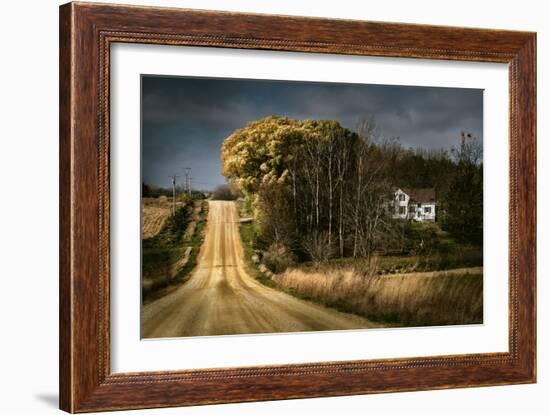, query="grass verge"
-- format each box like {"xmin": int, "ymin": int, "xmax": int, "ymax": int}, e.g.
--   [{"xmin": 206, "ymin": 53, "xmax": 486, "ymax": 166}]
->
[
  {"xmin": 142, "ymin": 200, "xmax": 208, "ymax": 303},
  {"xmin": 275, "ymin": 268, "xmax": 483, "ymax": 327},
  {"xmin": 239, "ymin": 221, "xmax": 276, "ymax": 288}
]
